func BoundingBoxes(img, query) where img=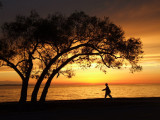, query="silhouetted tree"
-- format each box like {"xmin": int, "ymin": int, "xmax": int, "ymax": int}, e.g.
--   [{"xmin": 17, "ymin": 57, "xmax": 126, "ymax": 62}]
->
[
  {"xmin": 0, "ymin": 11, "xmax": 42, "ymax": 103},
  {"xmin": 31, "ymin": 11, "xmax": 143, "ymax": 102},
  {"xmin": 0, "ymin": 11, "xmax": 143, "ymax": 103}
]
